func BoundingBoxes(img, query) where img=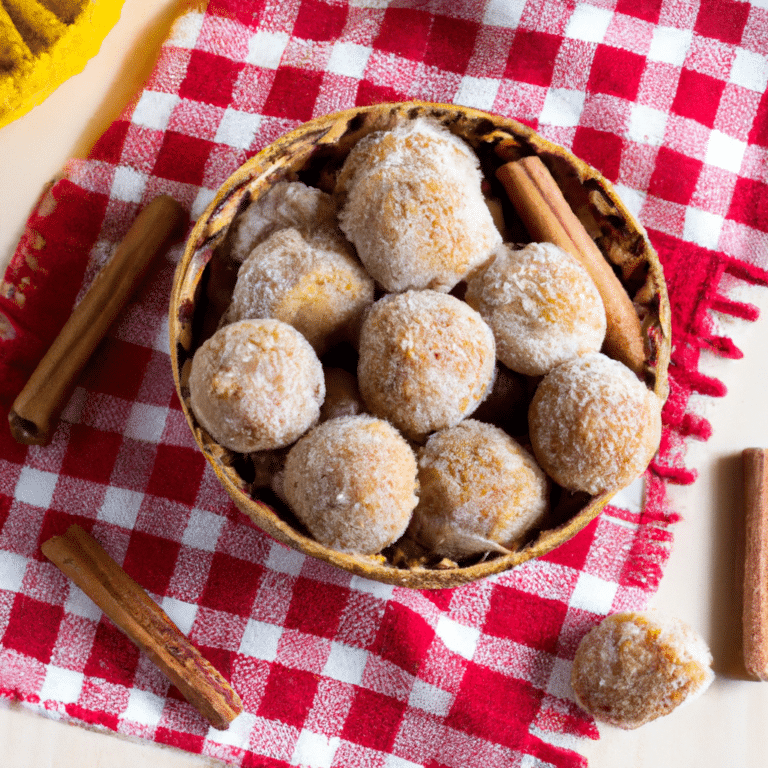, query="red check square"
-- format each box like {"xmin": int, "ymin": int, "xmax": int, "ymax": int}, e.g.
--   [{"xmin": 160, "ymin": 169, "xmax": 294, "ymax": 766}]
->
[
  {"xmin": 341, "ymin": 688, "xmax": 408, "ymax": 752},
  {"xmin": 263, "ymin": 67, "xmax": 324, "ymax": 122},
  {"xmin": 424, "ymin": 16, "xmax": 479, "ymax": 74},
  {"xmin": 293, "ymin": 0, "xmax": 348, "ymax": 41},
  {"xmin": 446, "ymin": 665, "xmax": 541, "ymax": 749},
  {"xmin": 198, "ymin": 552, "xmax": 264, "ymax": 615},
  {"xmin": 179, "ymin": 50, "xmax": 245, "ymax": 108},
  {"xmin": 694, "ymin": 0, "xmax": 749, "ymax": 46},
  {"xmin": 145, "ymin": 444, "xmax": 206, "ymax": 506},
  {"xmin": 572, "ymin": 126, "xmax": 624, "ymax": 181},
  {"xmin": 615, "ymin": 0, "xmax": 662, "ymax": 23},
  {"xmin": 374, "ymin": 8, "xmax": 431, "ymax": 61},
  {"xmin": 483, "ymin": 587, "xmax": 568, "ymax": 654},
  {"xmin": 671, "ymin": 69, "xmax": 726, "ymax": 128},
  {"xmin": 60, "ymin": 425, "xmax": 122, "ymax": 485},
  {"xmin": 648, "ymin": 146, "xmax": 703, "ymax": 205},
  {"xmin": 122, "ymin": 530, "xmax": 181, "ymax": 596},
  {"xmin": 257, "ymin": 664, "xmax": 319, "ymax": 727},
  {"xmin": 588, "ymin": 45, "xmax": 645, "ymax": 101},
  {"xmin": 543, "ymin": 515, "xmax": 598, "ymax": 570},
  {"xmin": 371, "ymin": 602, "xmax": 434, "ymax": 676},
  {"xmin": 356, "ymin": 79, "xmax": 406, "ymax": 106},
  {"xmin": 728, "ymin": 177, "xmax": 768, "ymax": 232},
  {"xmin": 80, "ymin": 338, "xmax": 153, "ymax": 401},
  {"xmin": 152, "ymin": 132, "xmax": 216, "ymax": 187},
  {"xmin": 89, "ymin": 121, "xmax": 130, "ymax": 164},
  {"xmin": 505, "ymin": 29, "xmax": 561, "ymax": 87},
  {"xmin": 284, "ymin": 577, "xmax": 349, "ymax": 639},
  {"xmin": 748, "ymin": 90, "xmax": 768, "ymax": 148},
  {"xmin": 3, "ymin": 595, "xmax": 63, "ymax": 663},
  {"xmin": 84, "ymin": 619, "xmax": 141, "ymax": 686}
]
